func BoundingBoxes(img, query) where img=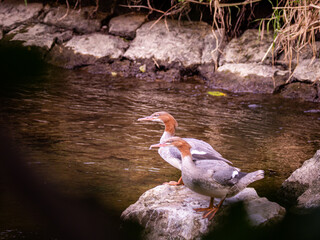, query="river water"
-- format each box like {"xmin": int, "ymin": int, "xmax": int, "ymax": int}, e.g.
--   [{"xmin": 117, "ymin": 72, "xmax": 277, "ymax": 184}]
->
[{"xmin": 1, "ymin": 65, "xmax": 320, "ymax": 236}]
